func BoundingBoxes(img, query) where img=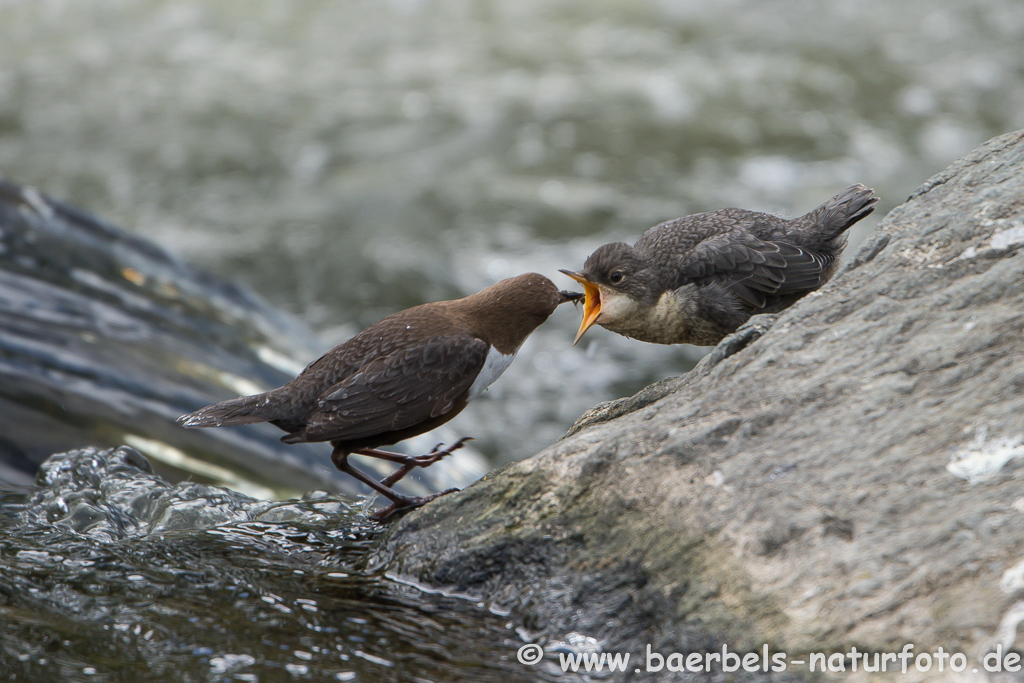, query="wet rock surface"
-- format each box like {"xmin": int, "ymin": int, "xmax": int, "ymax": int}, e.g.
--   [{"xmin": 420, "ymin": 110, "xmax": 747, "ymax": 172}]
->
[{"xmin": 375, "ymin": 131, "xmax": 1024, "ymax": 679}]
